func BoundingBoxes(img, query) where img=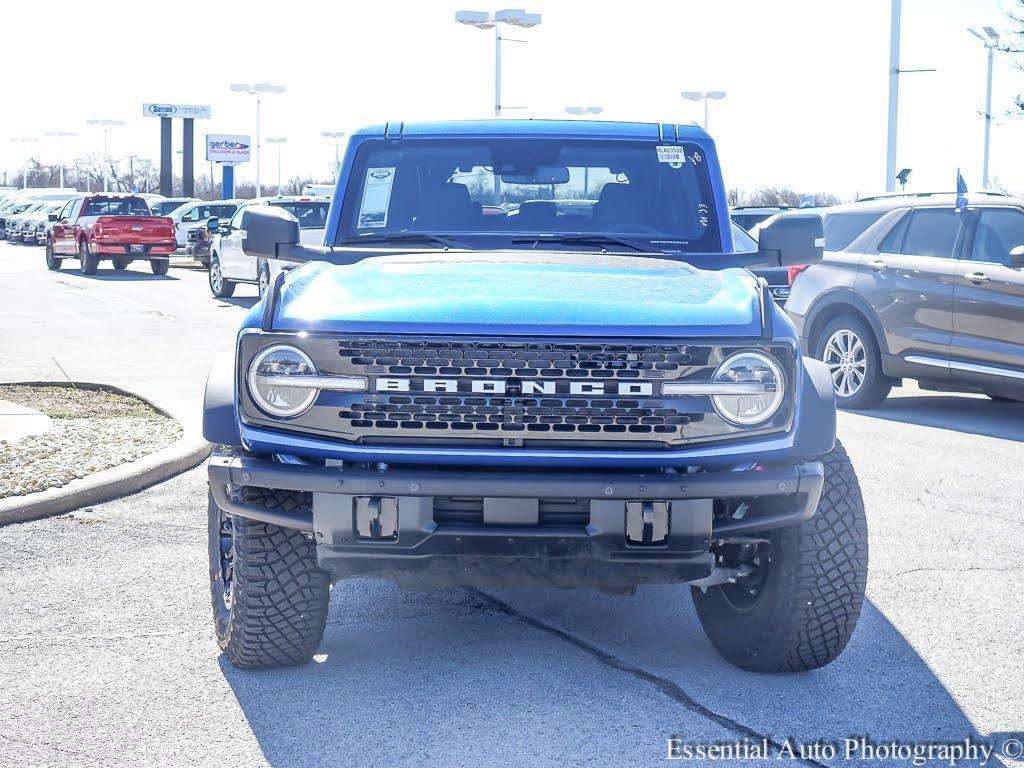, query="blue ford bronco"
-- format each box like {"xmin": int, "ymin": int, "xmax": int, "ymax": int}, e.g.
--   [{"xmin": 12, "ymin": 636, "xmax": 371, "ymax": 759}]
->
[{"xmin": 203, "ymin": 120, "xmax": 867, "ymax": 673}]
